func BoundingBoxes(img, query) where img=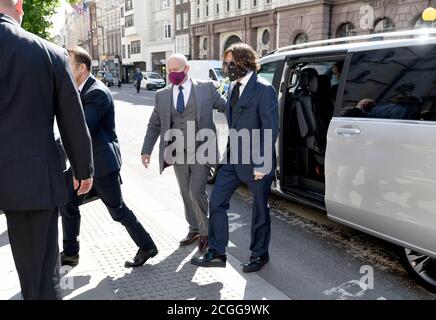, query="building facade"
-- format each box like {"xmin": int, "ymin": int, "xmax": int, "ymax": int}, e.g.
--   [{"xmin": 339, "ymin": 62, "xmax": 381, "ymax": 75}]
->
[
  {"xmin": 189, "ymin": 0, "xmax": 436, "ymax": 60},
  {"xmin": 174, "ymin": 0, "xmax": 191, "ymax": 59}
]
